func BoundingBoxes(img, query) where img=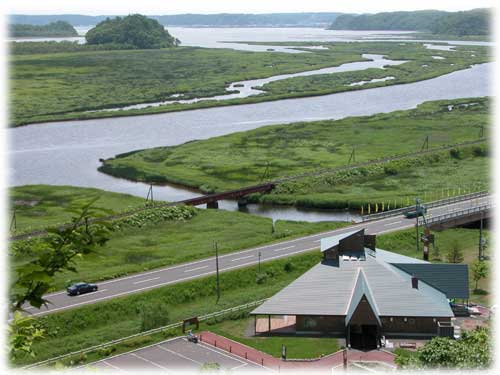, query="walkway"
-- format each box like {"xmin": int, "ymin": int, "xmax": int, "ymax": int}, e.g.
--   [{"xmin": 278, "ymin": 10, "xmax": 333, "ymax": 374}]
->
[{"xmin": 198, "ymin": 331, "xmax": 396, "ymax": 372}]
